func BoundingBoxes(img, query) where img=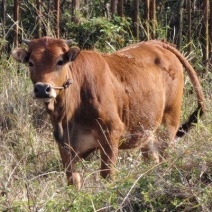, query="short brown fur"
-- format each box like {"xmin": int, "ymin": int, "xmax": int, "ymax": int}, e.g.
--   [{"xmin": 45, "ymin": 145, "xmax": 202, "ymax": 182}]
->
[{"xmin": 12, "ymin": 37, "xmax": 205, "ymax": 189}]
